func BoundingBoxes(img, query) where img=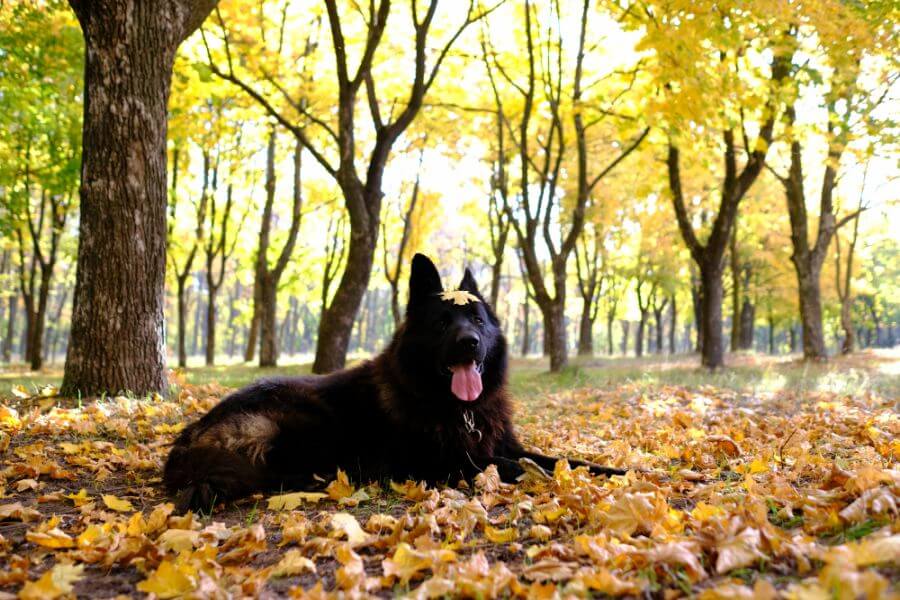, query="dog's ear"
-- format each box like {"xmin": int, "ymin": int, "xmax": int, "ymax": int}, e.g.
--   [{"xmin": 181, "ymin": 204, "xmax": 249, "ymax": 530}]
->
[
  {"xmin": 459, "ymin": 268, "xmax": 481, "ymax": 297},
  {"xmin": 408, "ymin": 253, "xmax": 442, "ymax": 310}
]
